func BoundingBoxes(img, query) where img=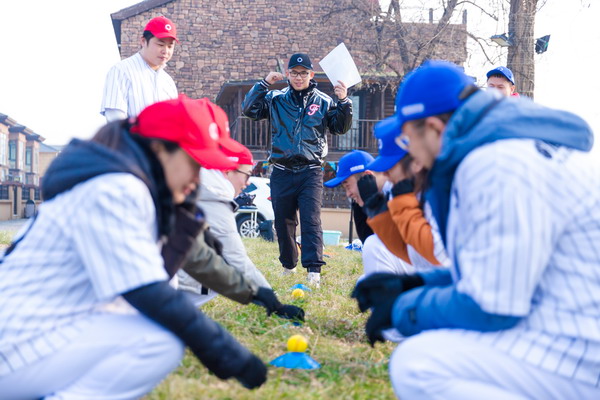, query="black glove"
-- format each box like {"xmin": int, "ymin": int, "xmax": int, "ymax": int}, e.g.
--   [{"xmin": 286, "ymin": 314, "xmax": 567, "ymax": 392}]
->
[
  {"xmin": 365, "ymin": 297, "xmax": 396, "ymax": 347},
  {"xmin": 253, "ymin": 288, "xmax": 305, "ymax": 322},
  {"xmin": 234, "ymin": 354, "xmax": 268, "ymax": 389},
  {"xmin": 351, "ymin": 273, "xmax": 424, "ymax": 313},
  {"xmin": 362, "ymin": 192, "xmax": 389, "ymax": 219},
  {"xmin": 252, "ymin": 287, "xmax": 282, "ymax": 316},
  {"xmin": 390, "ymin": 178, "xmax": 415, "ymax": 197},
  {"xmin": 274, "ymin": 304, "xmax": 305, "ymax": 322},
  {"xmin": 203, "ymin": 228, "xmax": 224, "ymax": 257},
  {"xmin": 357, "ymin": 174, "xmax": 379, "ymax": 205},
  {"xmin": 161, "ymin": 203, "xmax": 205, "ymax": 277}
]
